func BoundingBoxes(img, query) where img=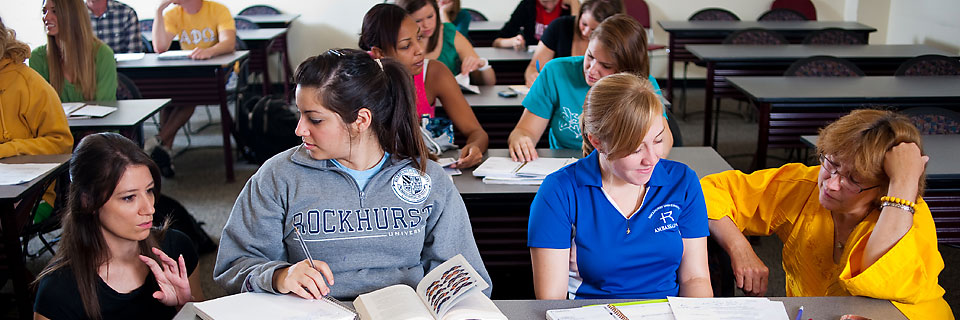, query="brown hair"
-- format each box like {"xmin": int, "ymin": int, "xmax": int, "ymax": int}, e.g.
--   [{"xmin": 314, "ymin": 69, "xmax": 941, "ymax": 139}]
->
[
  {"xmin": 0, "ymin": 17, "xmax": 31, "ymax": 62},
  {"xmin": 581, "ymin": 72, "xmax": 663, "ymax": 159},
  {"xmin": 397, "ymin": 0, "xmax": 442, "ymax": 53},
  {"xmin": 578, "ymin": 0, "xmax": 625, "ymax": 38},
  {"xmin": 590, "ymin": 14, "xmax": 649, "ymax": 77},
  {"xmin": 442, "ymin": 0, "xmax": 461, "ymax": 26},
  {"xmin": 34, "ymin": 133, "xmax": 168, "ymax": 320},
  {"xmin": 43, "ymin": 0, "xmax": 104, "ymax": 100},
  {"xmin": 816, "ymin": 109, "xmax": 926, "ymax": 197}
]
